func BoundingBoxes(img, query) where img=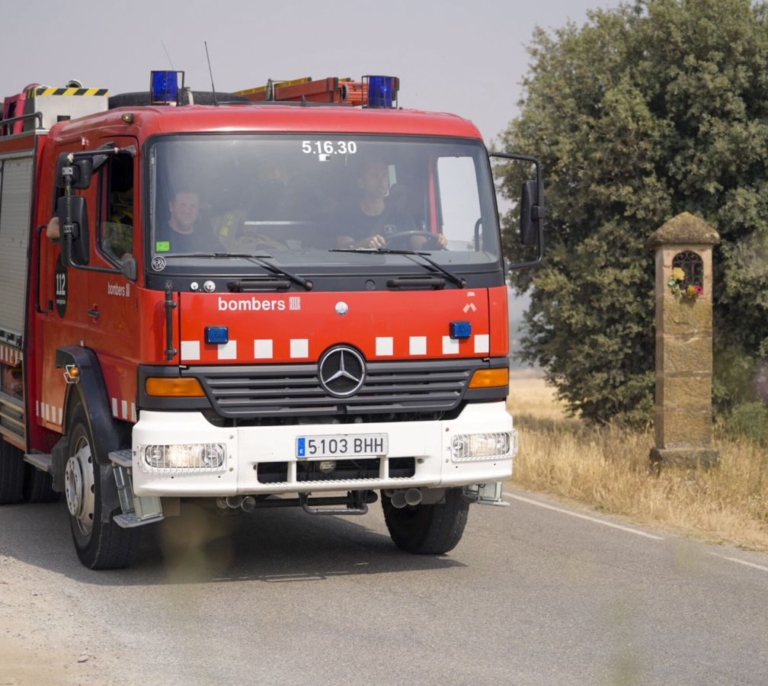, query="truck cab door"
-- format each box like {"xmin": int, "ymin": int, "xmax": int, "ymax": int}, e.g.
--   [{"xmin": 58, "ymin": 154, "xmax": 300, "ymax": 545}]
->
[{"xmin": 38, "ymin": 138, "xmax": 140, "ymax": 430}]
